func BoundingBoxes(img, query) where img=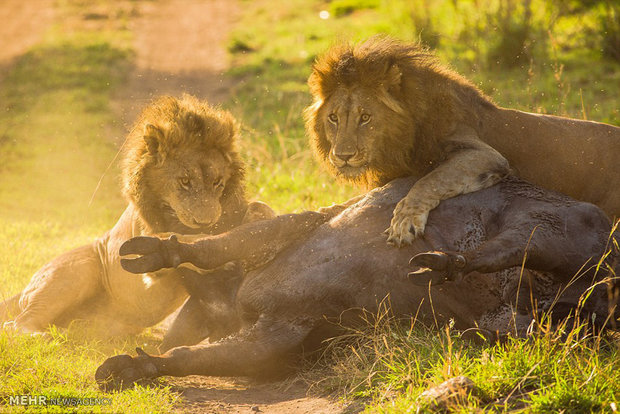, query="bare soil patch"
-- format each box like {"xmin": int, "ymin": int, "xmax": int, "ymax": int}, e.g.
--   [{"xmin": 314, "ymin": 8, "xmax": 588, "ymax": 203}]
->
[{"xmin": 170, "ymin": 376, "xmax": 344, "ymax": 414}]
